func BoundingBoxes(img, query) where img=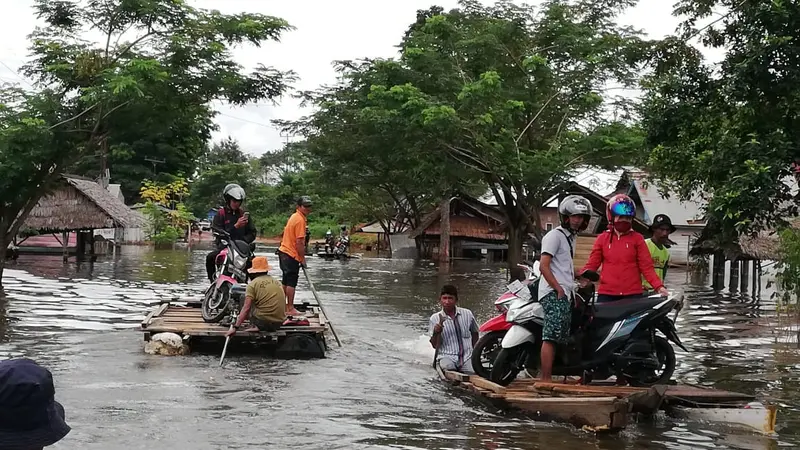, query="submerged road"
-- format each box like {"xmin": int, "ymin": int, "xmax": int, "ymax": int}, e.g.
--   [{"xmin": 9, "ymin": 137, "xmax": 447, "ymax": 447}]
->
[{"xmin": 0, "ymin": 247, "xmax": 797, "ymax": 449}]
